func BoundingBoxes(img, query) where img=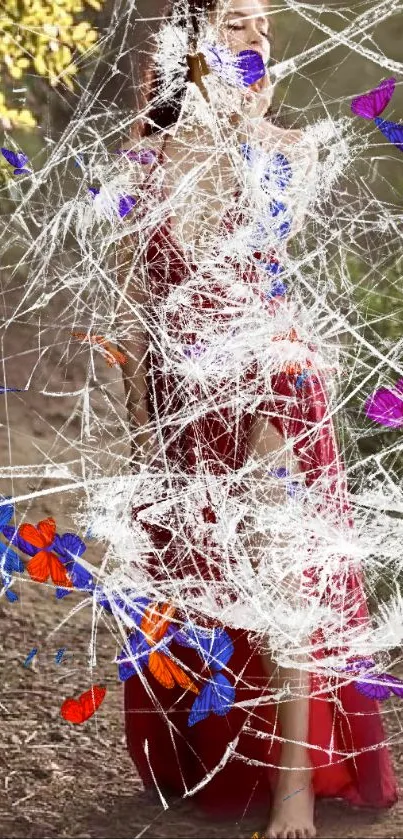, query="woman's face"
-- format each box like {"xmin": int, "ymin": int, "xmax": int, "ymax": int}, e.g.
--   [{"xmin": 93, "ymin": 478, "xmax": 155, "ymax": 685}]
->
[{"xmin": 210, "ymin": 0, "xmax": 271, "ymax": 67}]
